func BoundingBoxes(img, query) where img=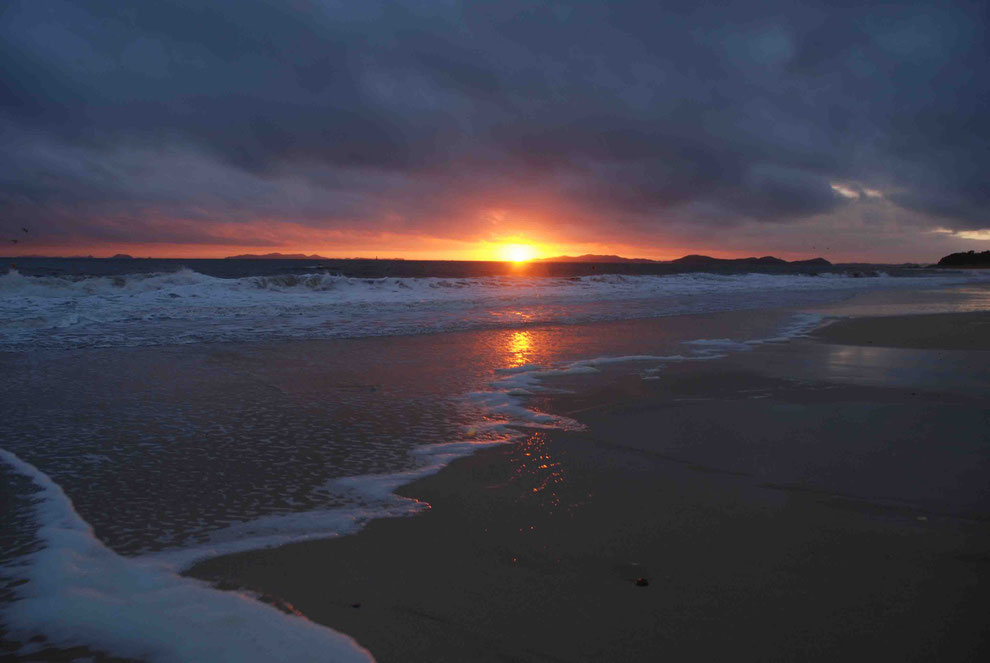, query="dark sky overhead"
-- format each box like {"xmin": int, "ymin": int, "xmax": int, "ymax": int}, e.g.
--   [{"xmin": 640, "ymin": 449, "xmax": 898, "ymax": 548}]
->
[{"xmin": 1, "ymin": 0, "xmax": 988, "ymax": 260}]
